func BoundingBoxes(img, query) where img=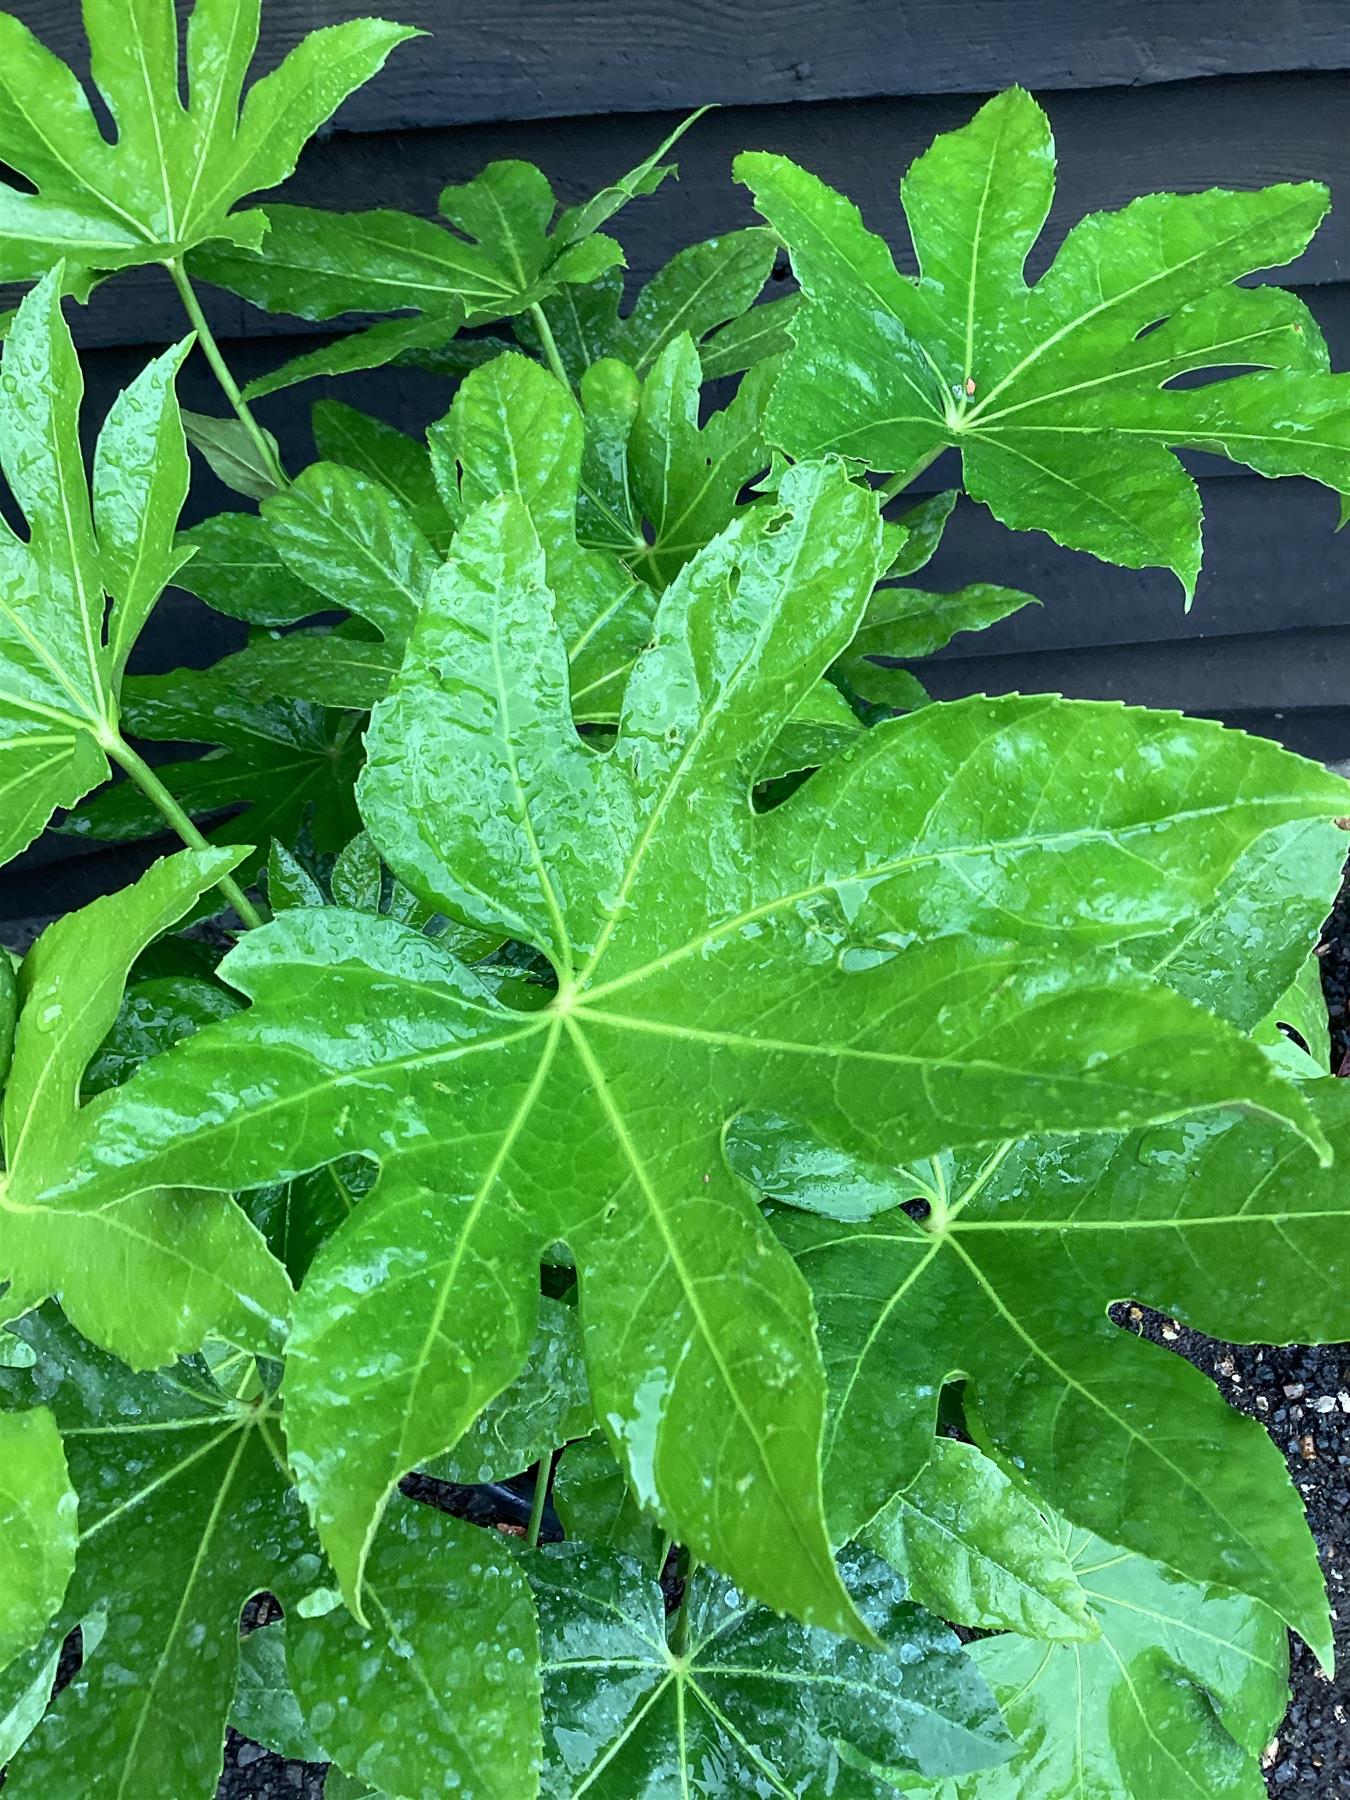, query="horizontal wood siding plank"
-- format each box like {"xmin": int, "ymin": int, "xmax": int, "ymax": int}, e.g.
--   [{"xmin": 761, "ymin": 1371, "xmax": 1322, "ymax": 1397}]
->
[
  {"xmin": 914, "ymin": 625, "xmax": 1350, "ymax": 714},
  {"xmin": 11, "ymin": 1, "xmax": 1350, "ymax": 130},
  {"xmin": 8, "ymin": 73, "xmax": 1346, "ymax": 350}
]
